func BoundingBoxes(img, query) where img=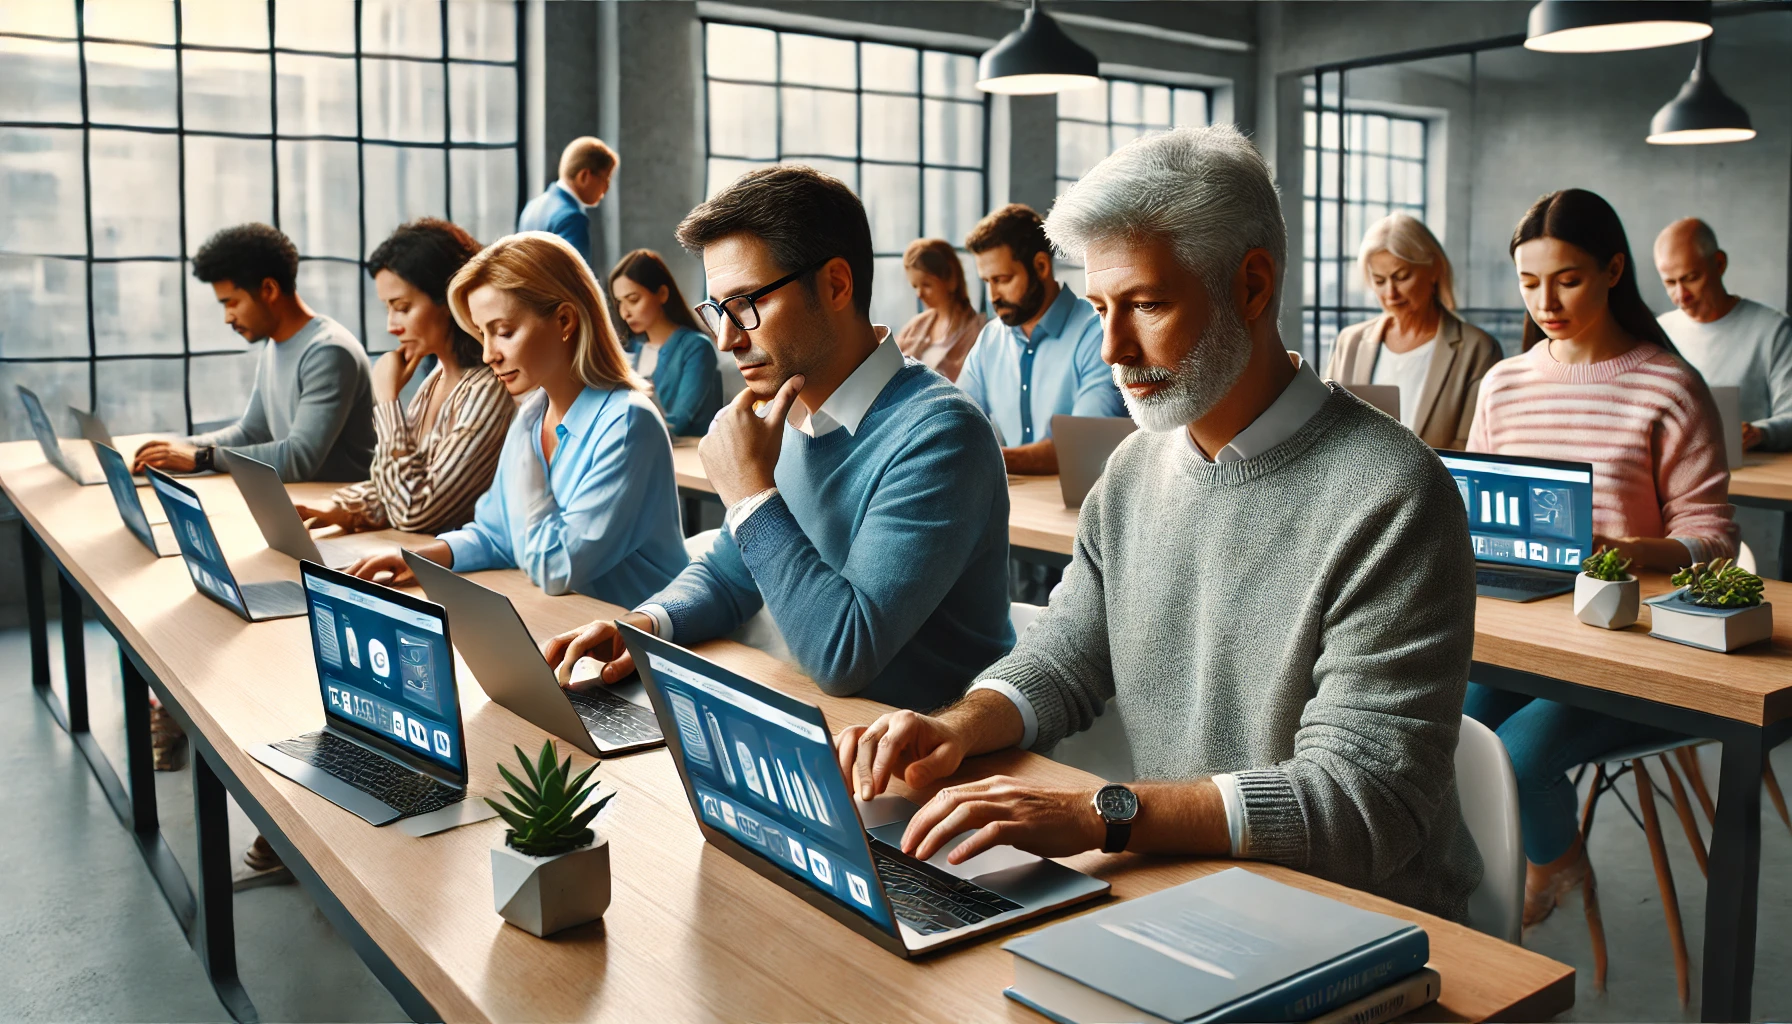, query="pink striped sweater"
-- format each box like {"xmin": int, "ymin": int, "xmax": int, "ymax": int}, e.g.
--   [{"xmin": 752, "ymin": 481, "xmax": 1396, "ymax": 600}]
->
[{"xmin": 1466, "ymin": 341, "xmax": 1736, "ymax": 564}]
